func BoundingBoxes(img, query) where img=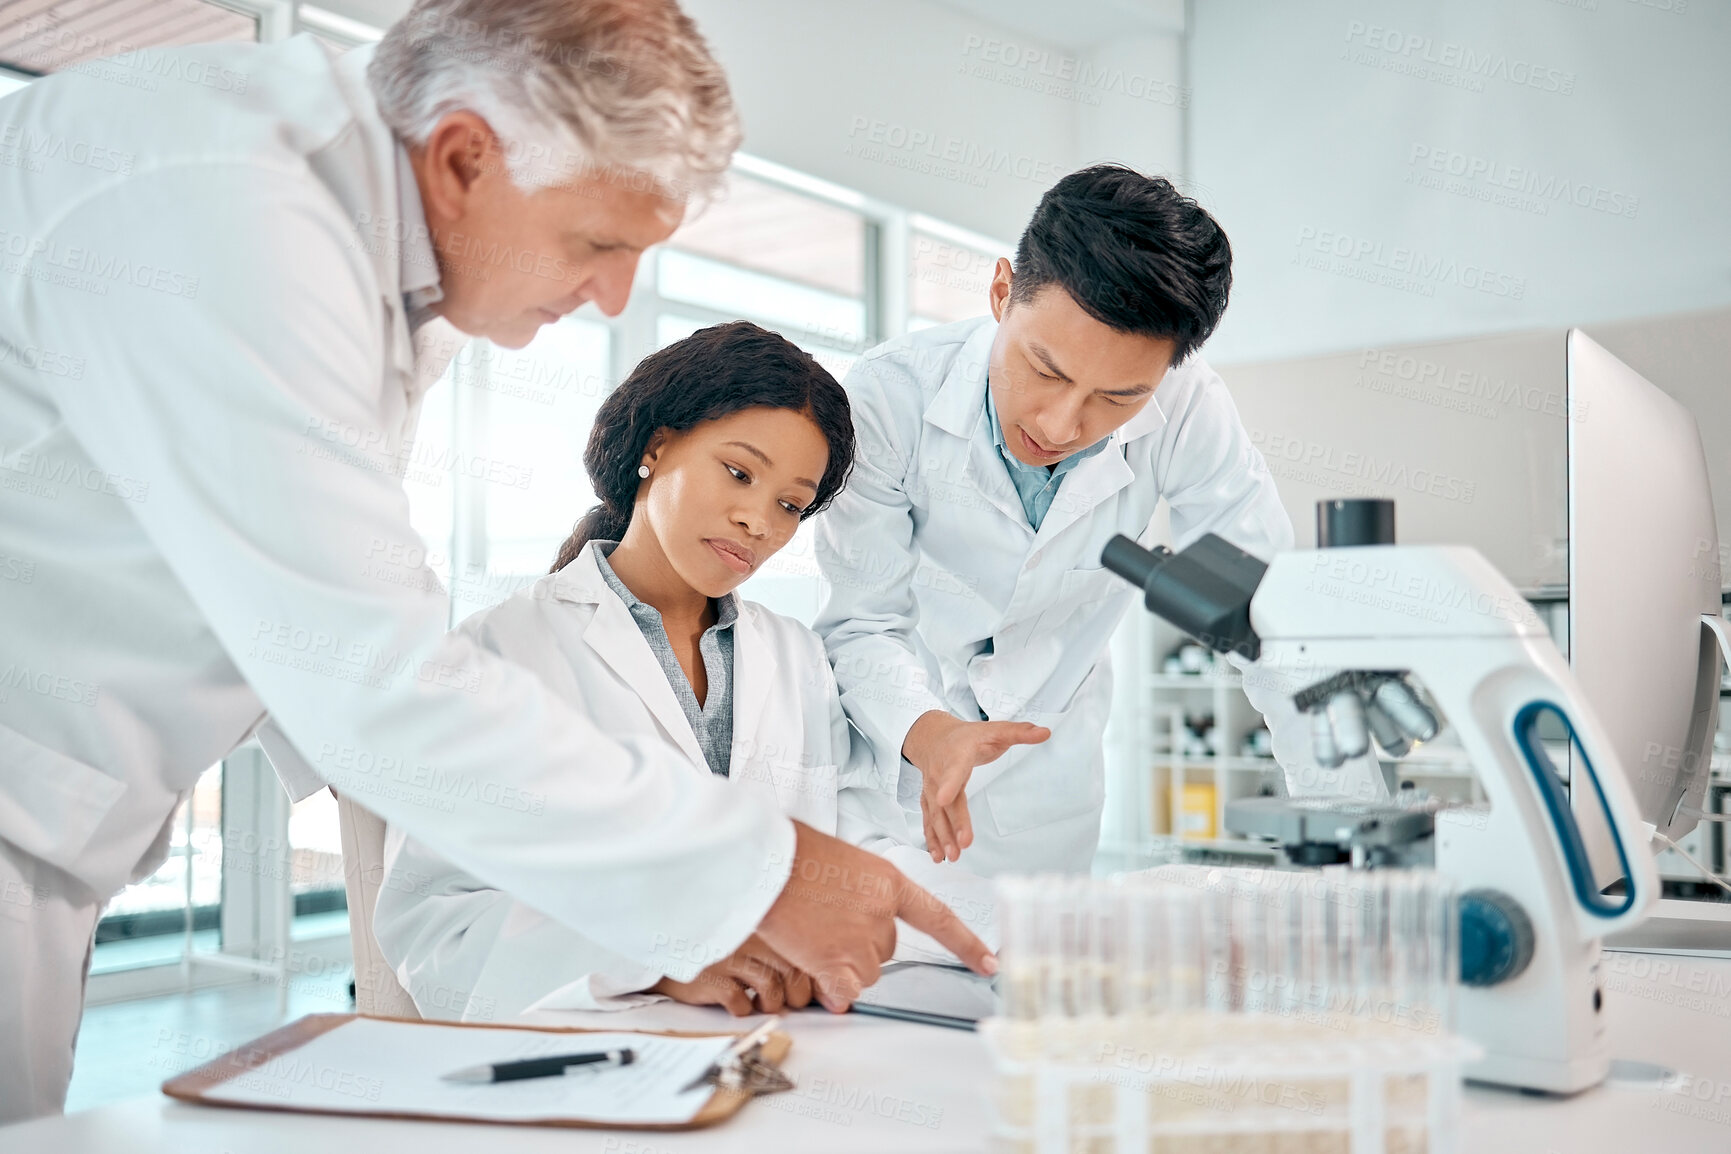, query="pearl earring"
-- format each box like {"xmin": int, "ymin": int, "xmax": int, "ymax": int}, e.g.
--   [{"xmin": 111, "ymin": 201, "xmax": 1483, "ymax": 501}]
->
[{"xmin": 637, "ymin": 465, "xmax": 650, "ymax": 479}]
